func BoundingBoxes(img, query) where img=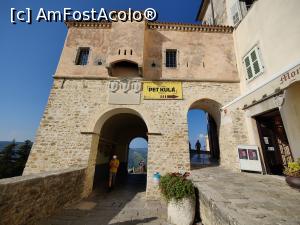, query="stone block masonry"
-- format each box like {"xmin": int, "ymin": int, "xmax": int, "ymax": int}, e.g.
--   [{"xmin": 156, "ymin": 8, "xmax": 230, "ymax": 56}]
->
[
  {"xmin": 0, "ymin": 168, "xmax": 86, "ymax": 225},
  {"xmin": 23, "ymin": 78, "xmax": 248, "ymax": 198}
]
